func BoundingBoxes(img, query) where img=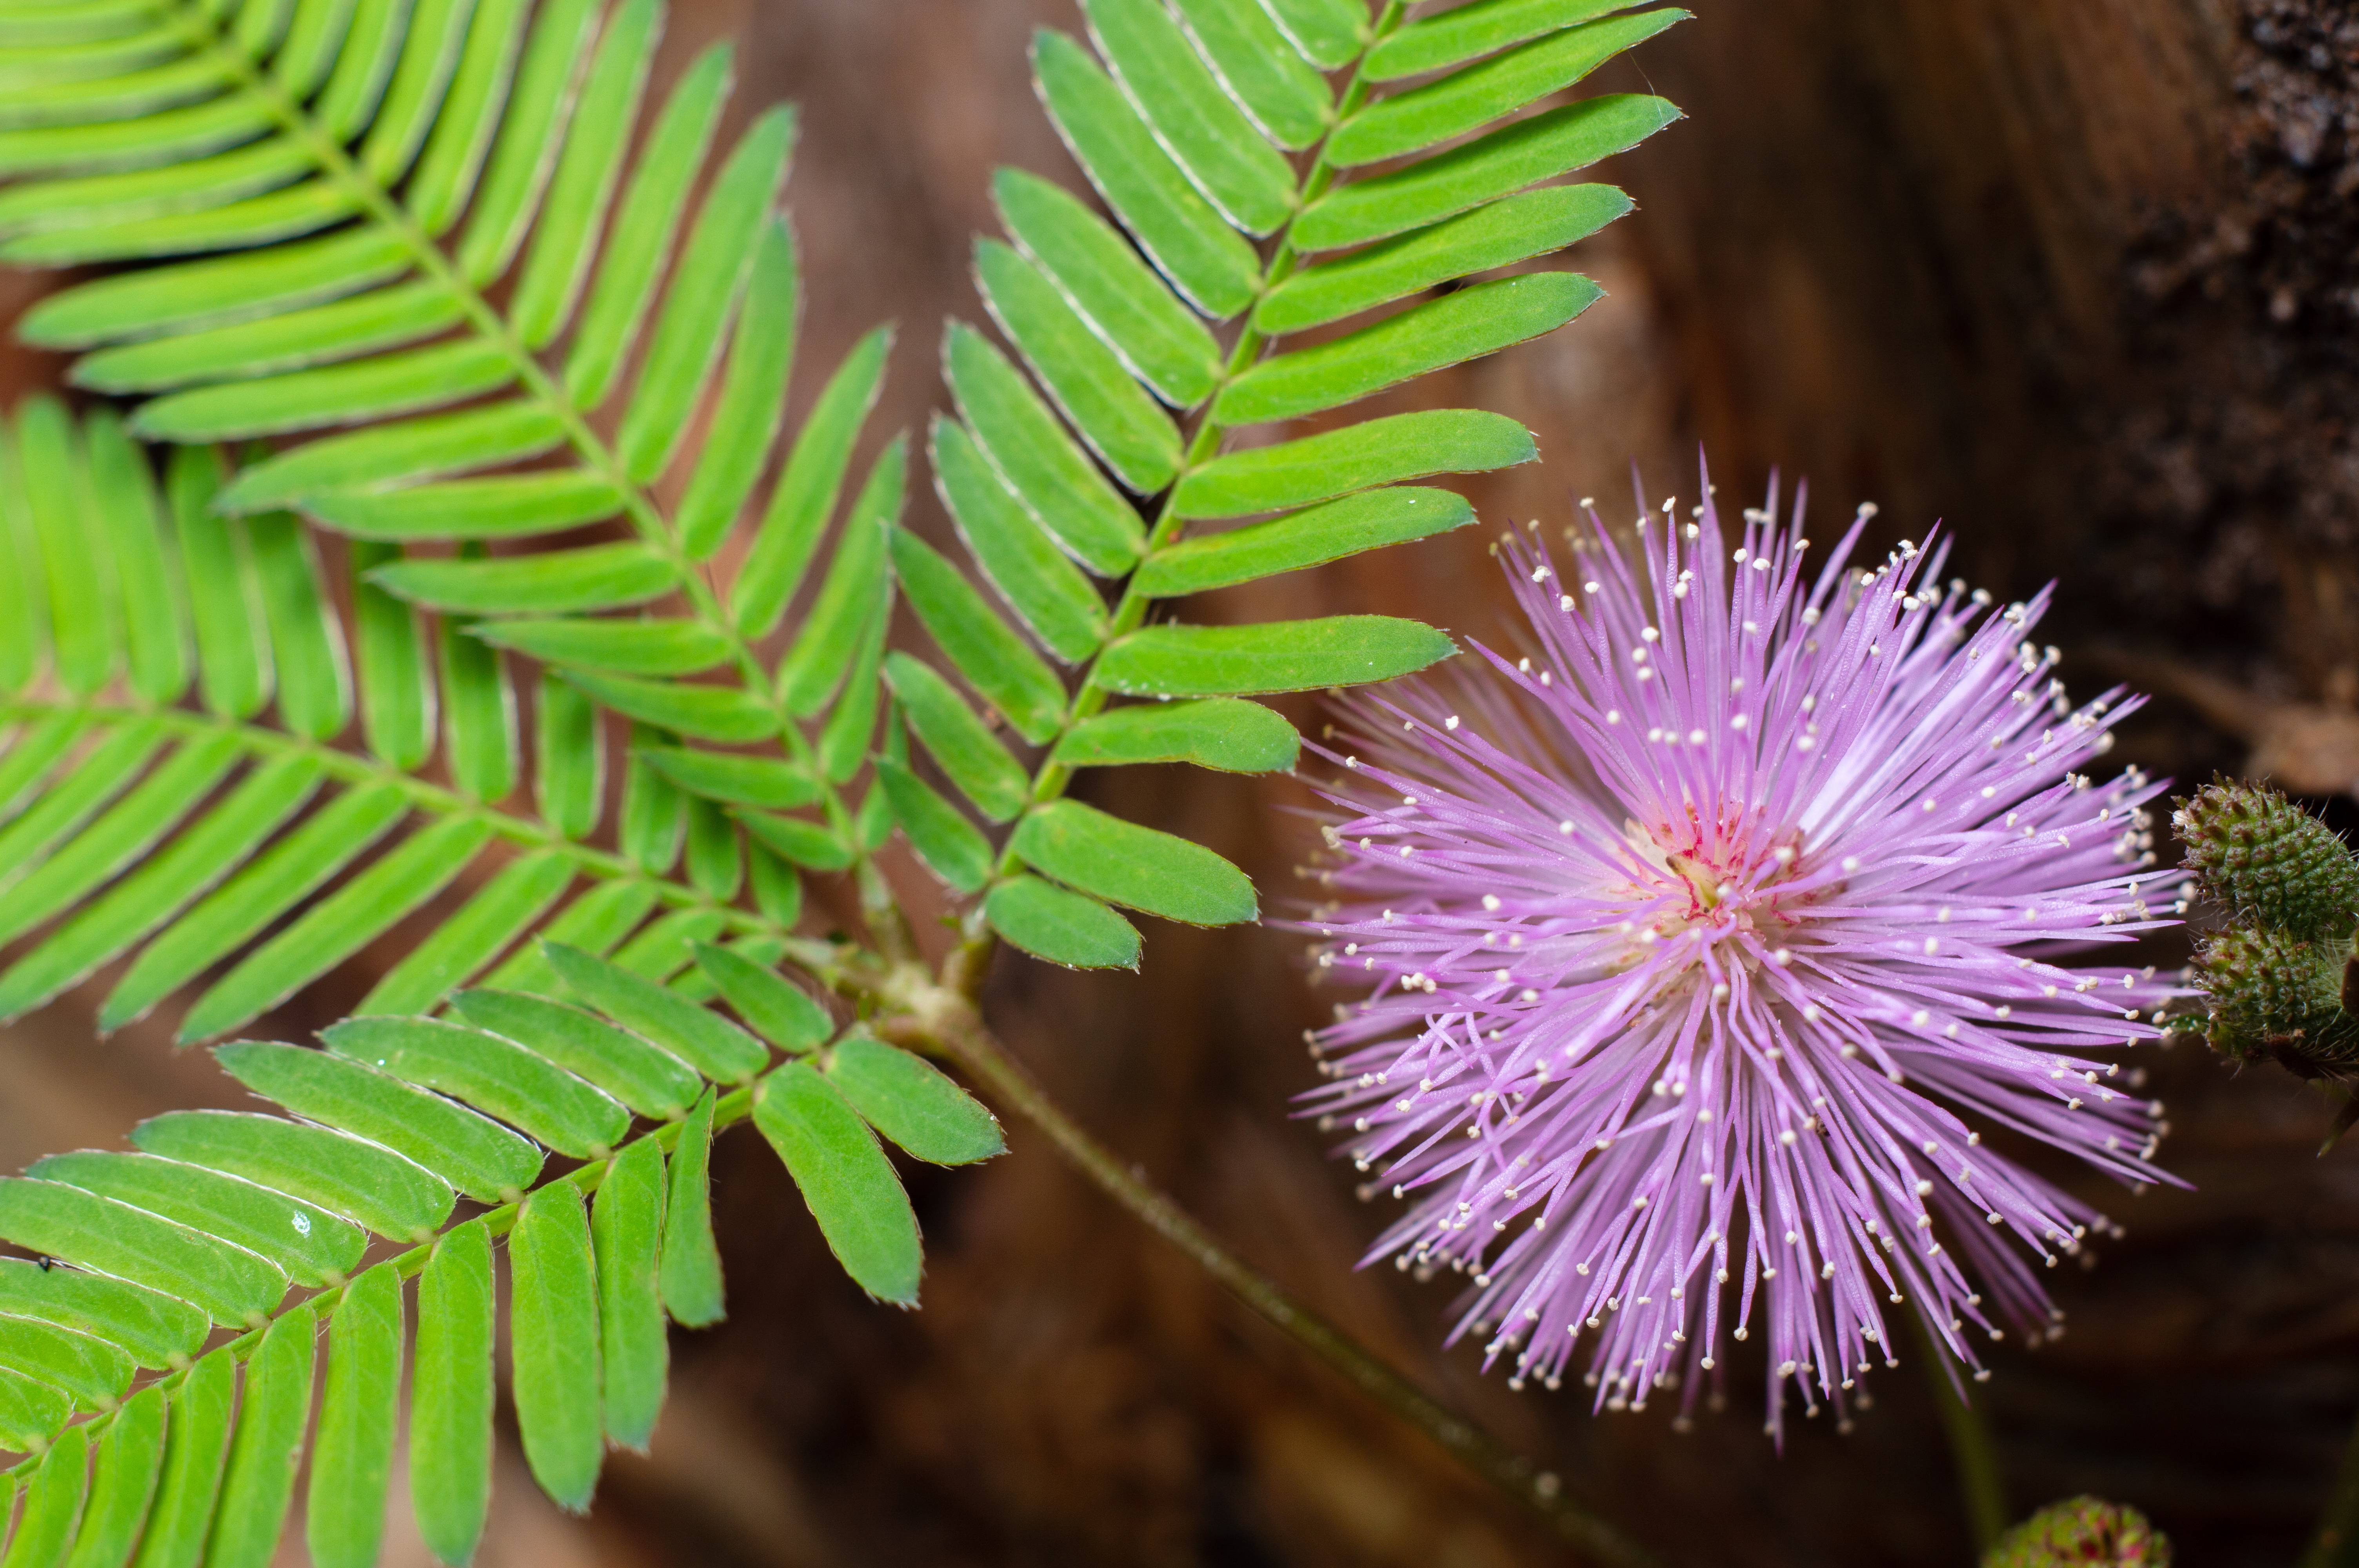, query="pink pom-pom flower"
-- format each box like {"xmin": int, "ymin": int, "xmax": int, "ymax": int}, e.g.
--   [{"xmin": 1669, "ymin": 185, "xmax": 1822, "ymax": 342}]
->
[{"xmin": 1303, "ymin": 481, "xmax": 2180, "ymax": 1434}]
